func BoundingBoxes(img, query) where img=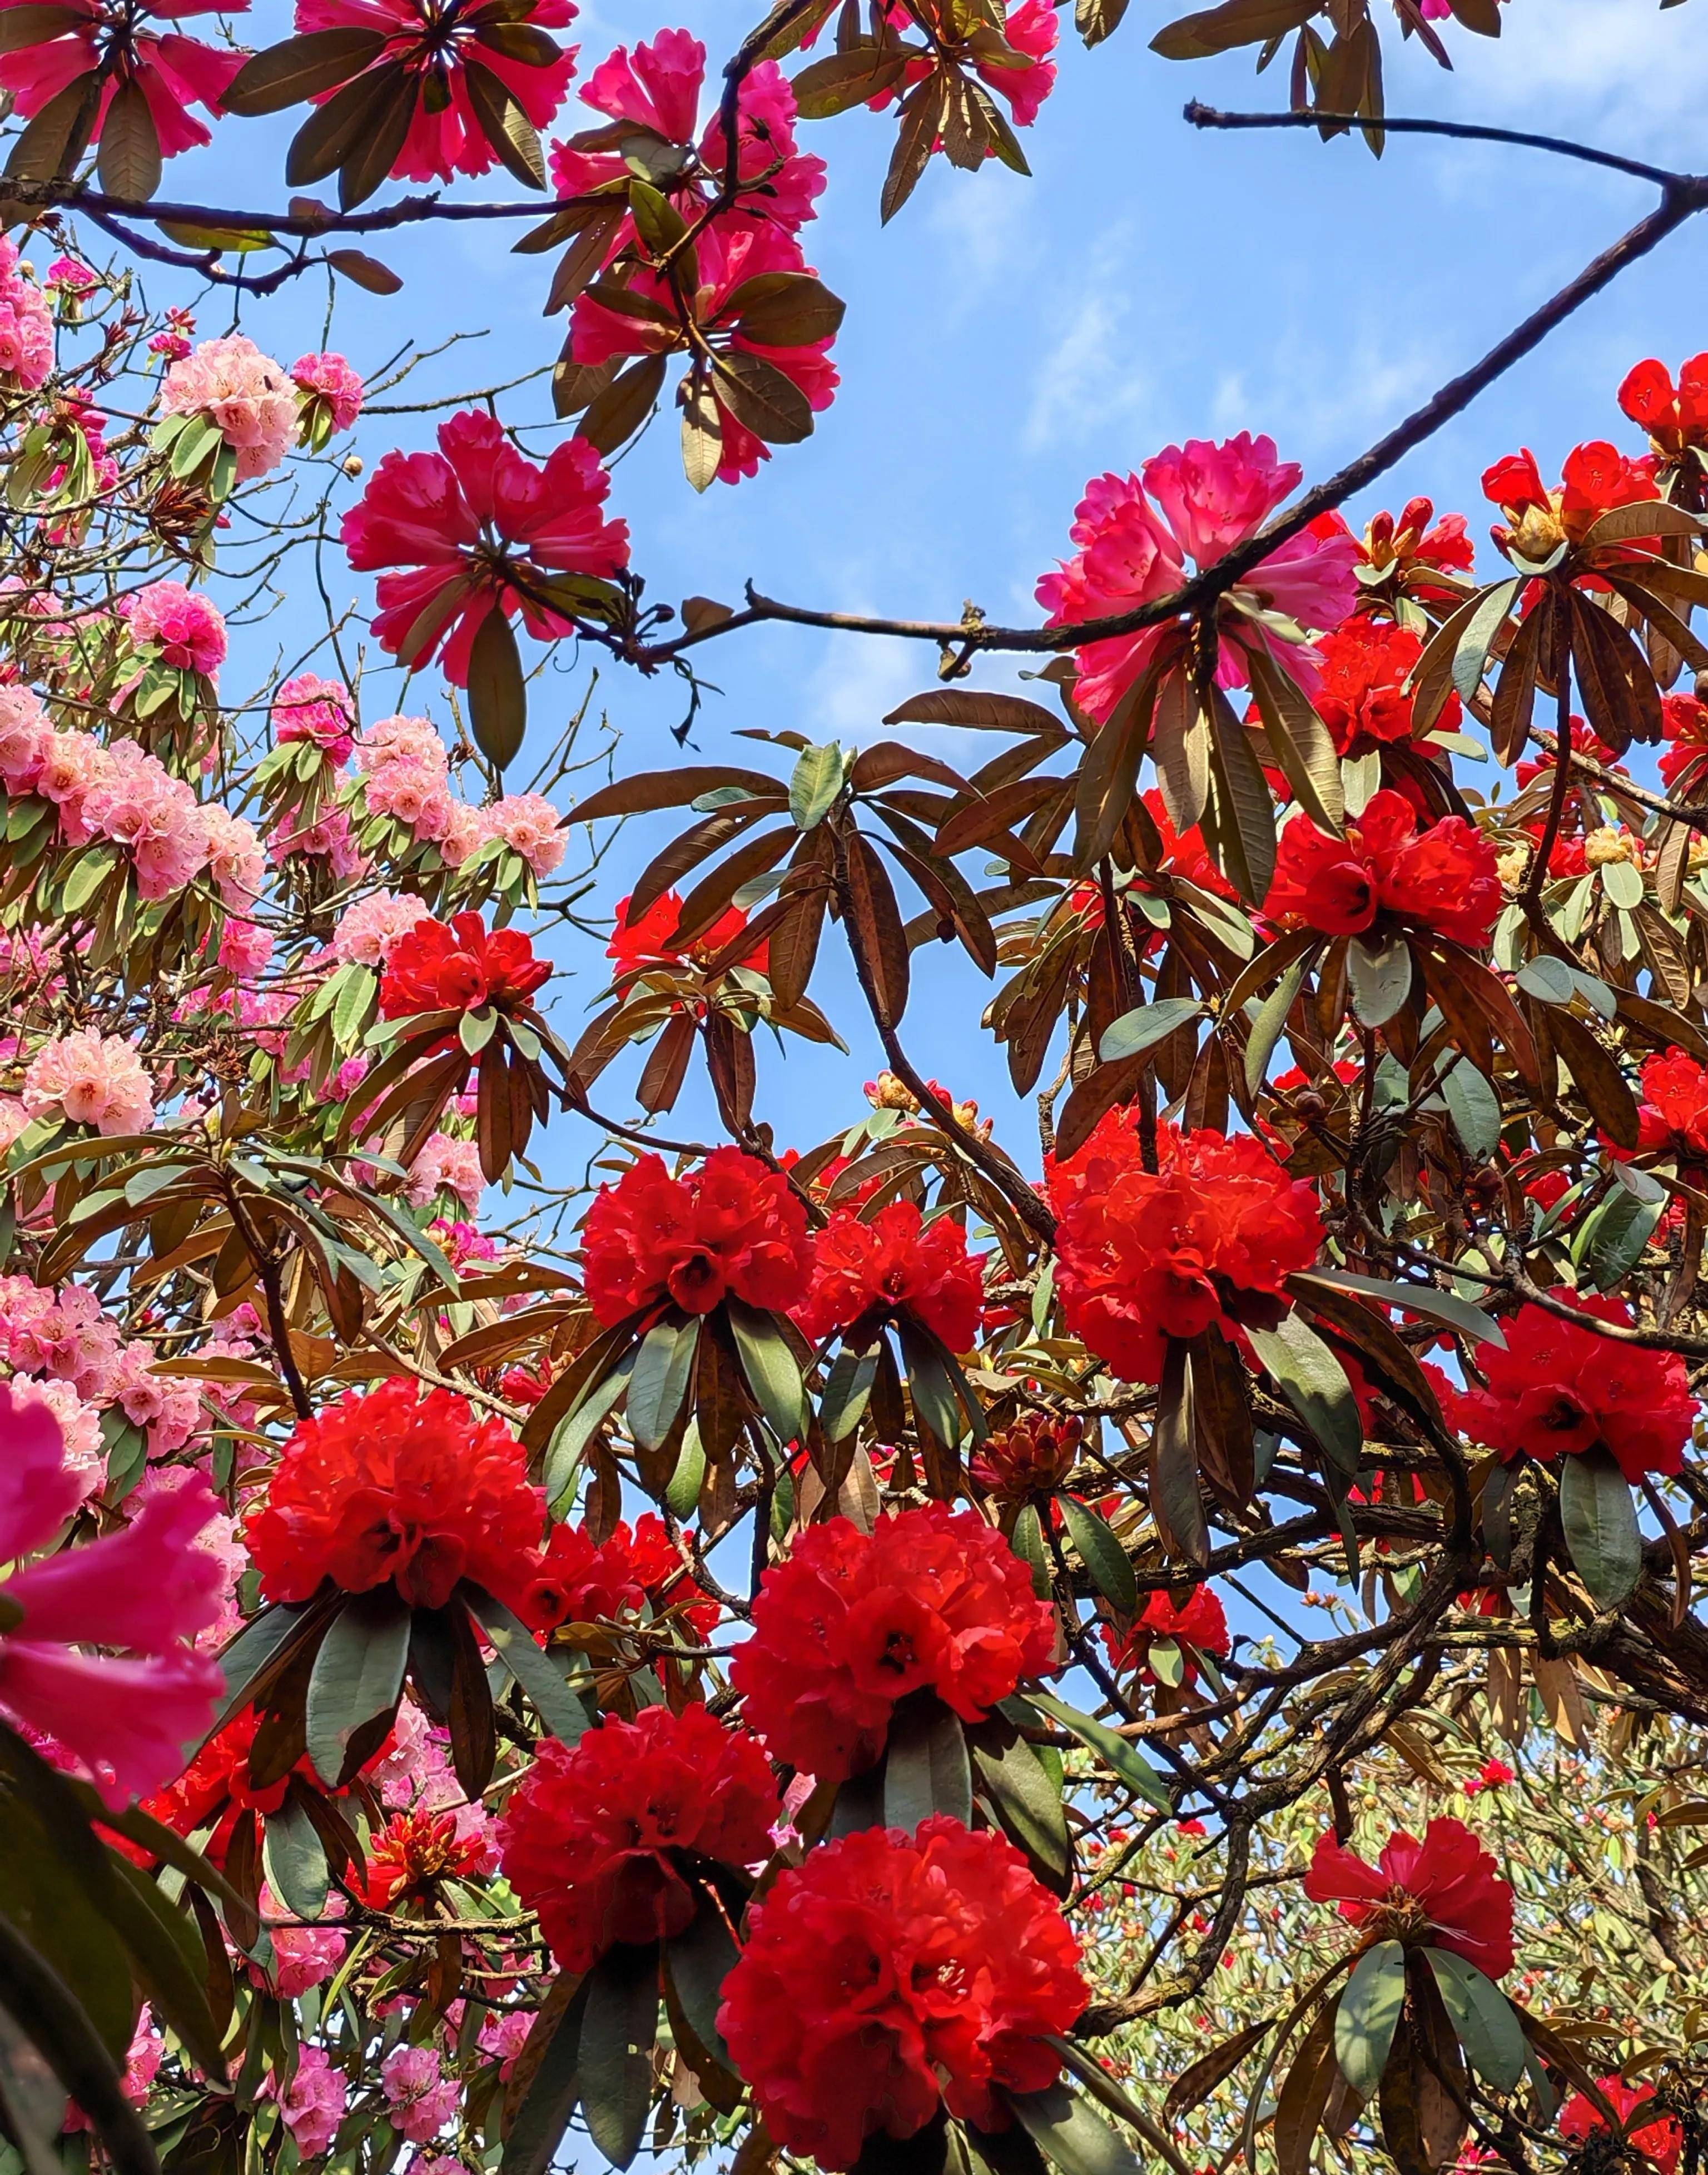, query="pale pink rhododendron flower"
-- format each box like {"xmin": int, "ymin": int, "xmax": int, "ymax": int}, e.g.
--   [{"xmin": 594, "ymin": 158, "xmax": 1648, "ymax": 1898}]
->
[
  {"xmin": 0, "ymin": 1383, "xmax": 225, "ymax": 1805},
  {"xmin": 489, "ymin": 792, "xmax": 568, "ymax": 876},
  {"xmin": 272, "ymin": 671, "xmax": 356, "ymax": 762},
  {"xmin": 438, "ymin": 801, "xmax": 490, "ymax": 868},
  {"xmin": 272, "ymin": 2044, "xmax": 348, "ymax": 2158},
  {"xmin": 124, "ymin": 579, "xmax": 227, "ymax": 676},
  {"xmin": 332, "ymin": 888, "xmax": 426, "ymax": 967},
  {"xmin": 202, "ymin": 805, "xmax": 266, "ymax": 910},
  {"xmin": 0, "ymin": 1275, "xmax": 123, "ymax": 1400},
  {"xmin": 0, "ymin": 238, "xmax": 53, "ymax": 393},
  {"xmin": 381, "ymin": 2045, "xmax": 461, "ymax": 2144},
  {"xmin": 0, "ymin": 683, "xmax": 53, "ymax": 793},
  {"xmin": 292, "ymin": 351, "xmax": 365, "ymax": 438},
  {"xmin": 359, "ymin": 713, "xmax": 449, "ymax": 774},
  {"xmin": 251, "ymin": 1884, "xmax": 348, "ymax": 1996},
  {"xmin": 366, "ymin": 756, "xmax": 457, "ymax": 840},
  {"xmin": 161, "ymin": 335, "xmax": 299, "ymax": 481},
  {"xmin": 268, "ymin": 801, "xmax": 367, "ymax": 879},
  {"xmin": 79, "ymin": 741, "xmax": 215, "ymax": 900},
  {"xmin": 7, "ymin": 1375, "xmax": 104, "ymax": 1502},
  {"xmin": 0, "ymin": 0, "xmax": 244, "ymax": 158},
  {"xmin": 292, "ymin": 0, "xmax": 579, "ymax": 184},
  {"xmin": 23, "ymin": 1028, "xmax": 155, "ymax": 1136},
  {"xmin": 341, "ymin": 409, "xmax": 629, "ymax": 684},
  {"xmin": 1036, "ymin": 433, "xmax": 1361, "ymax": 722},
  {"xmin": 405, "ymin": 1131, "xmax": 485, "ymax": 1214},
  {"xmin": 216, "ymin": 917, "xmax": 275, "ymax": 975}
]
